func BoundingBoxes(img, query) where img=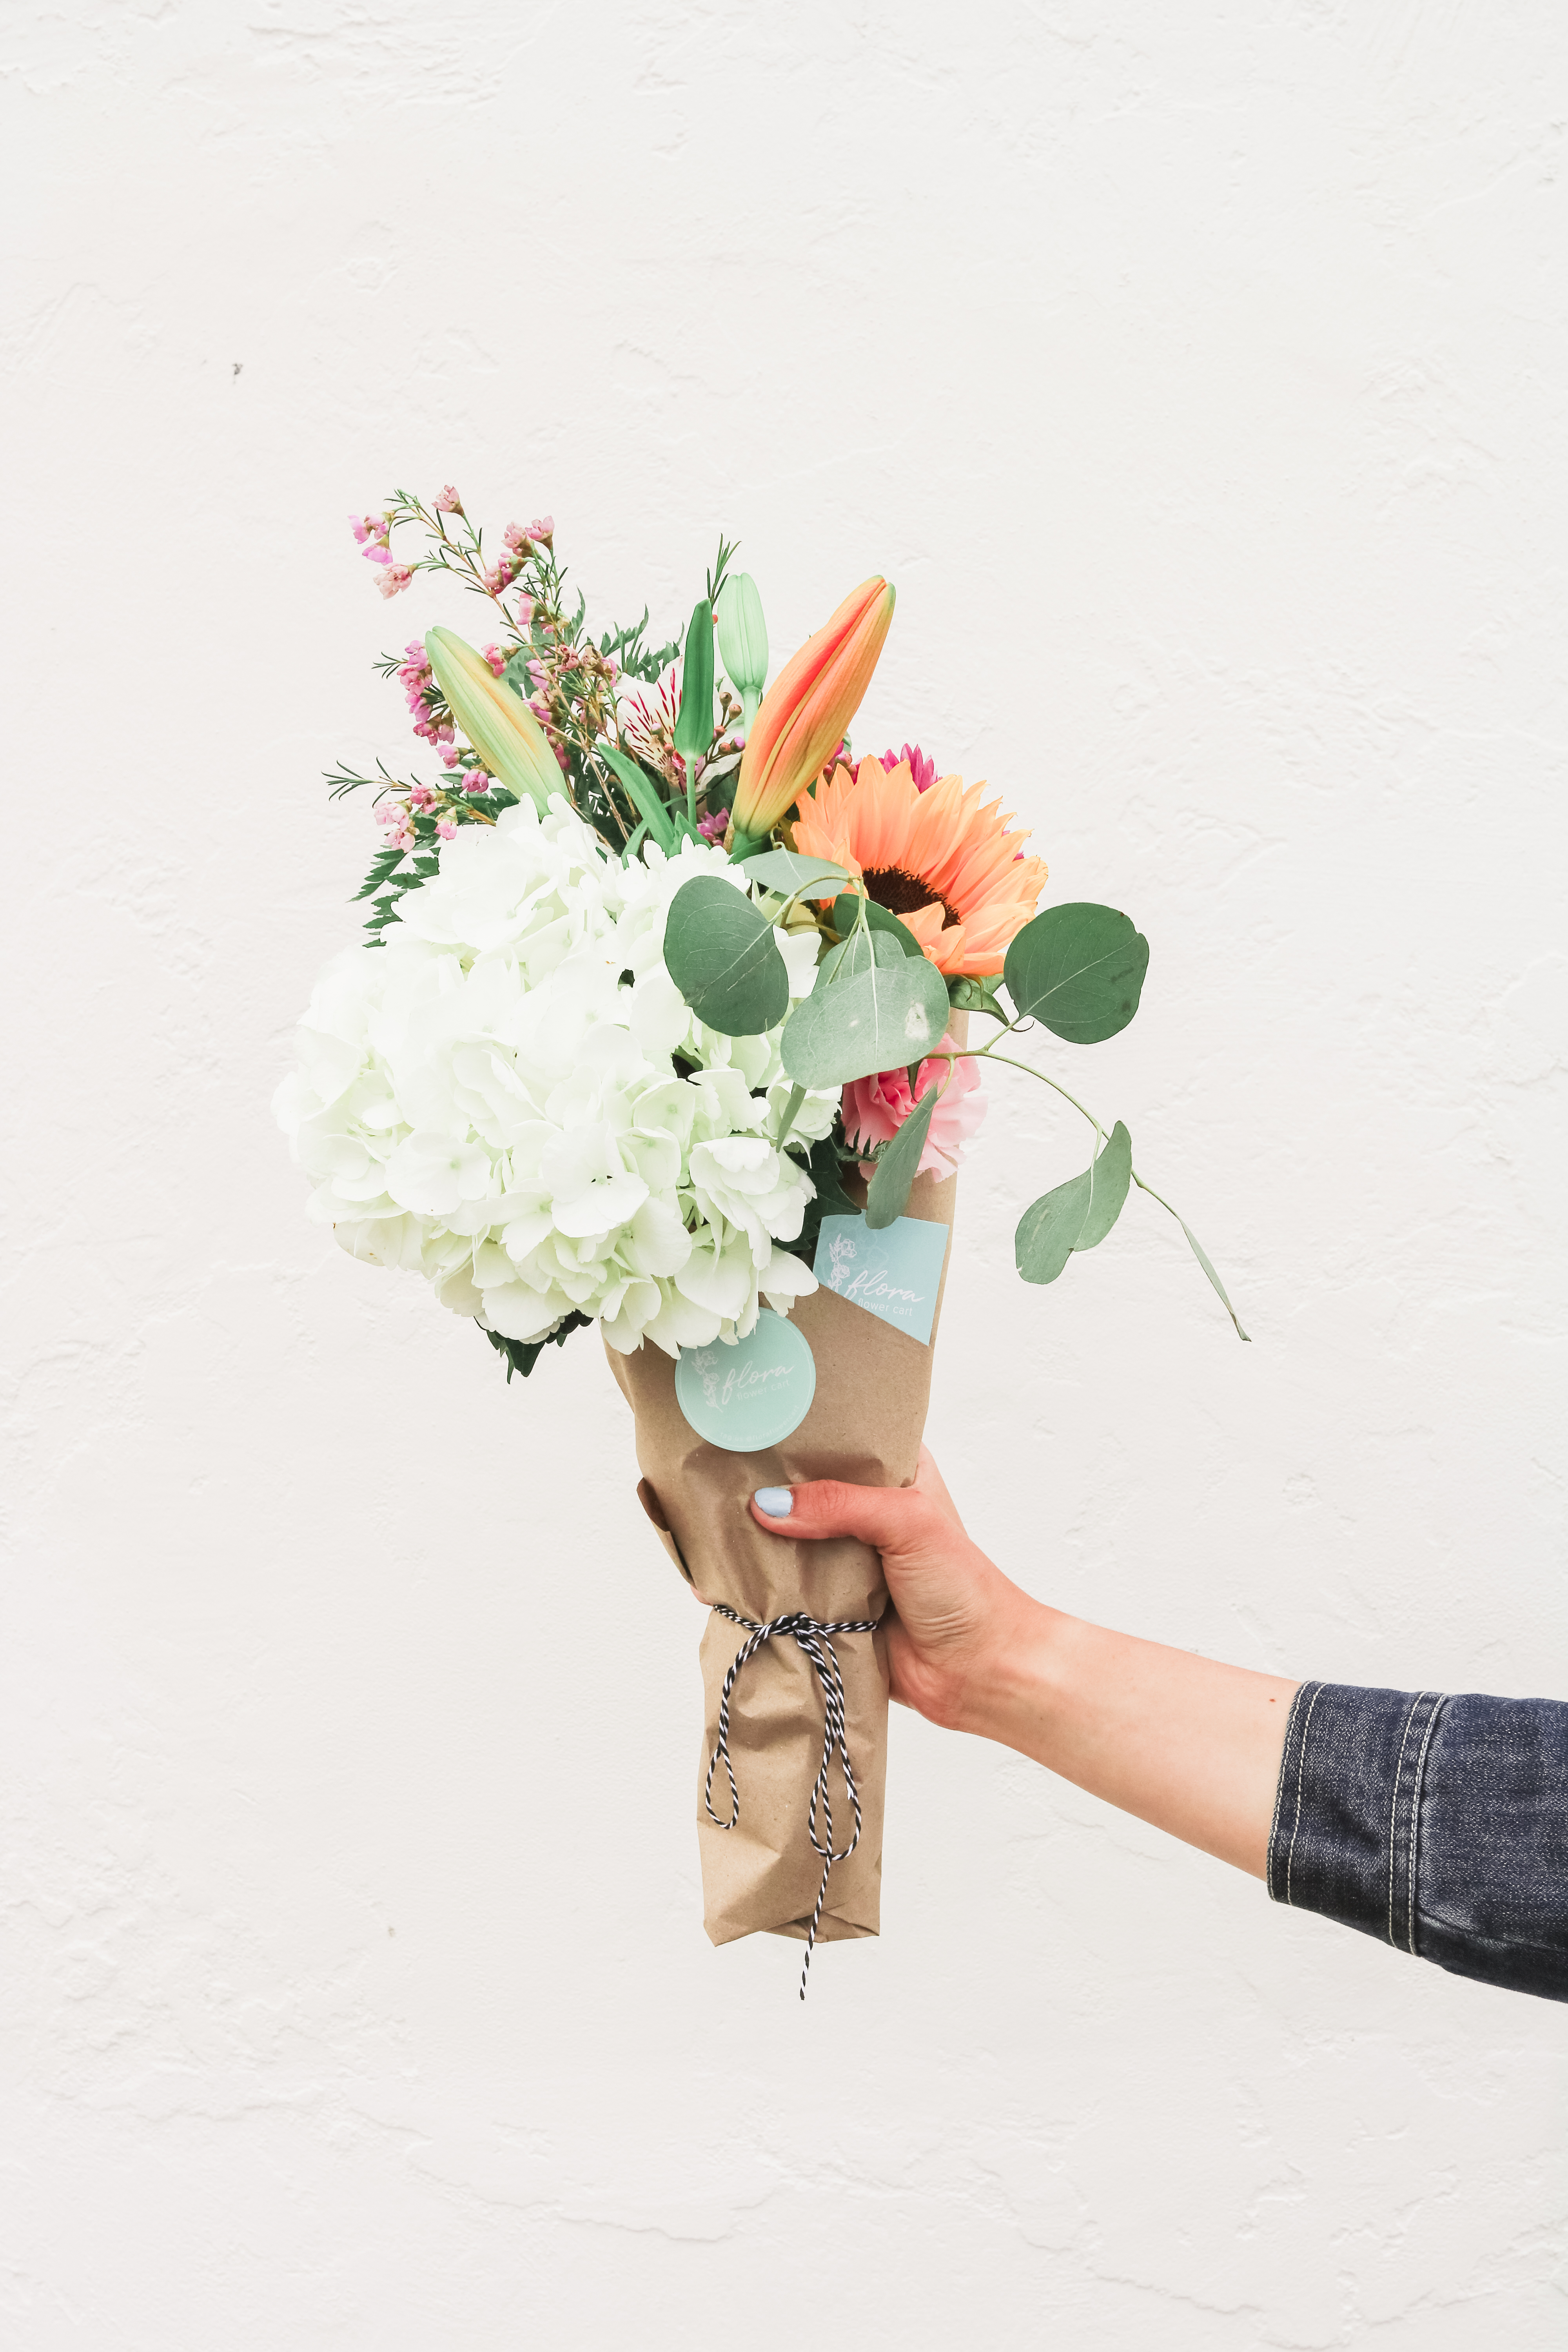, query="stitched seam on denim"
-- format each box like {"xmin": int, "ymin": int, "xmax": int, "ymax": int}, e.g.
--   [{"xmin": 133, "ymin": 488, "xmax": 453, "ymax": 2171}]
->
[
  {"xmin": 1406, "ymin": 1693, "xmax": 1448, "ymax": 1958},
  {"xmin": 1387, "ymin": 1693, "xmax": 1430, "ymax": 1948},
  {"xmin": 1284, "ymin": 1682, "xmax": 1324, "ymax": 1909},
  {"xmin": 1266, "ymin": 1683, "xmax": 1308, "ymax": 1901}
]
